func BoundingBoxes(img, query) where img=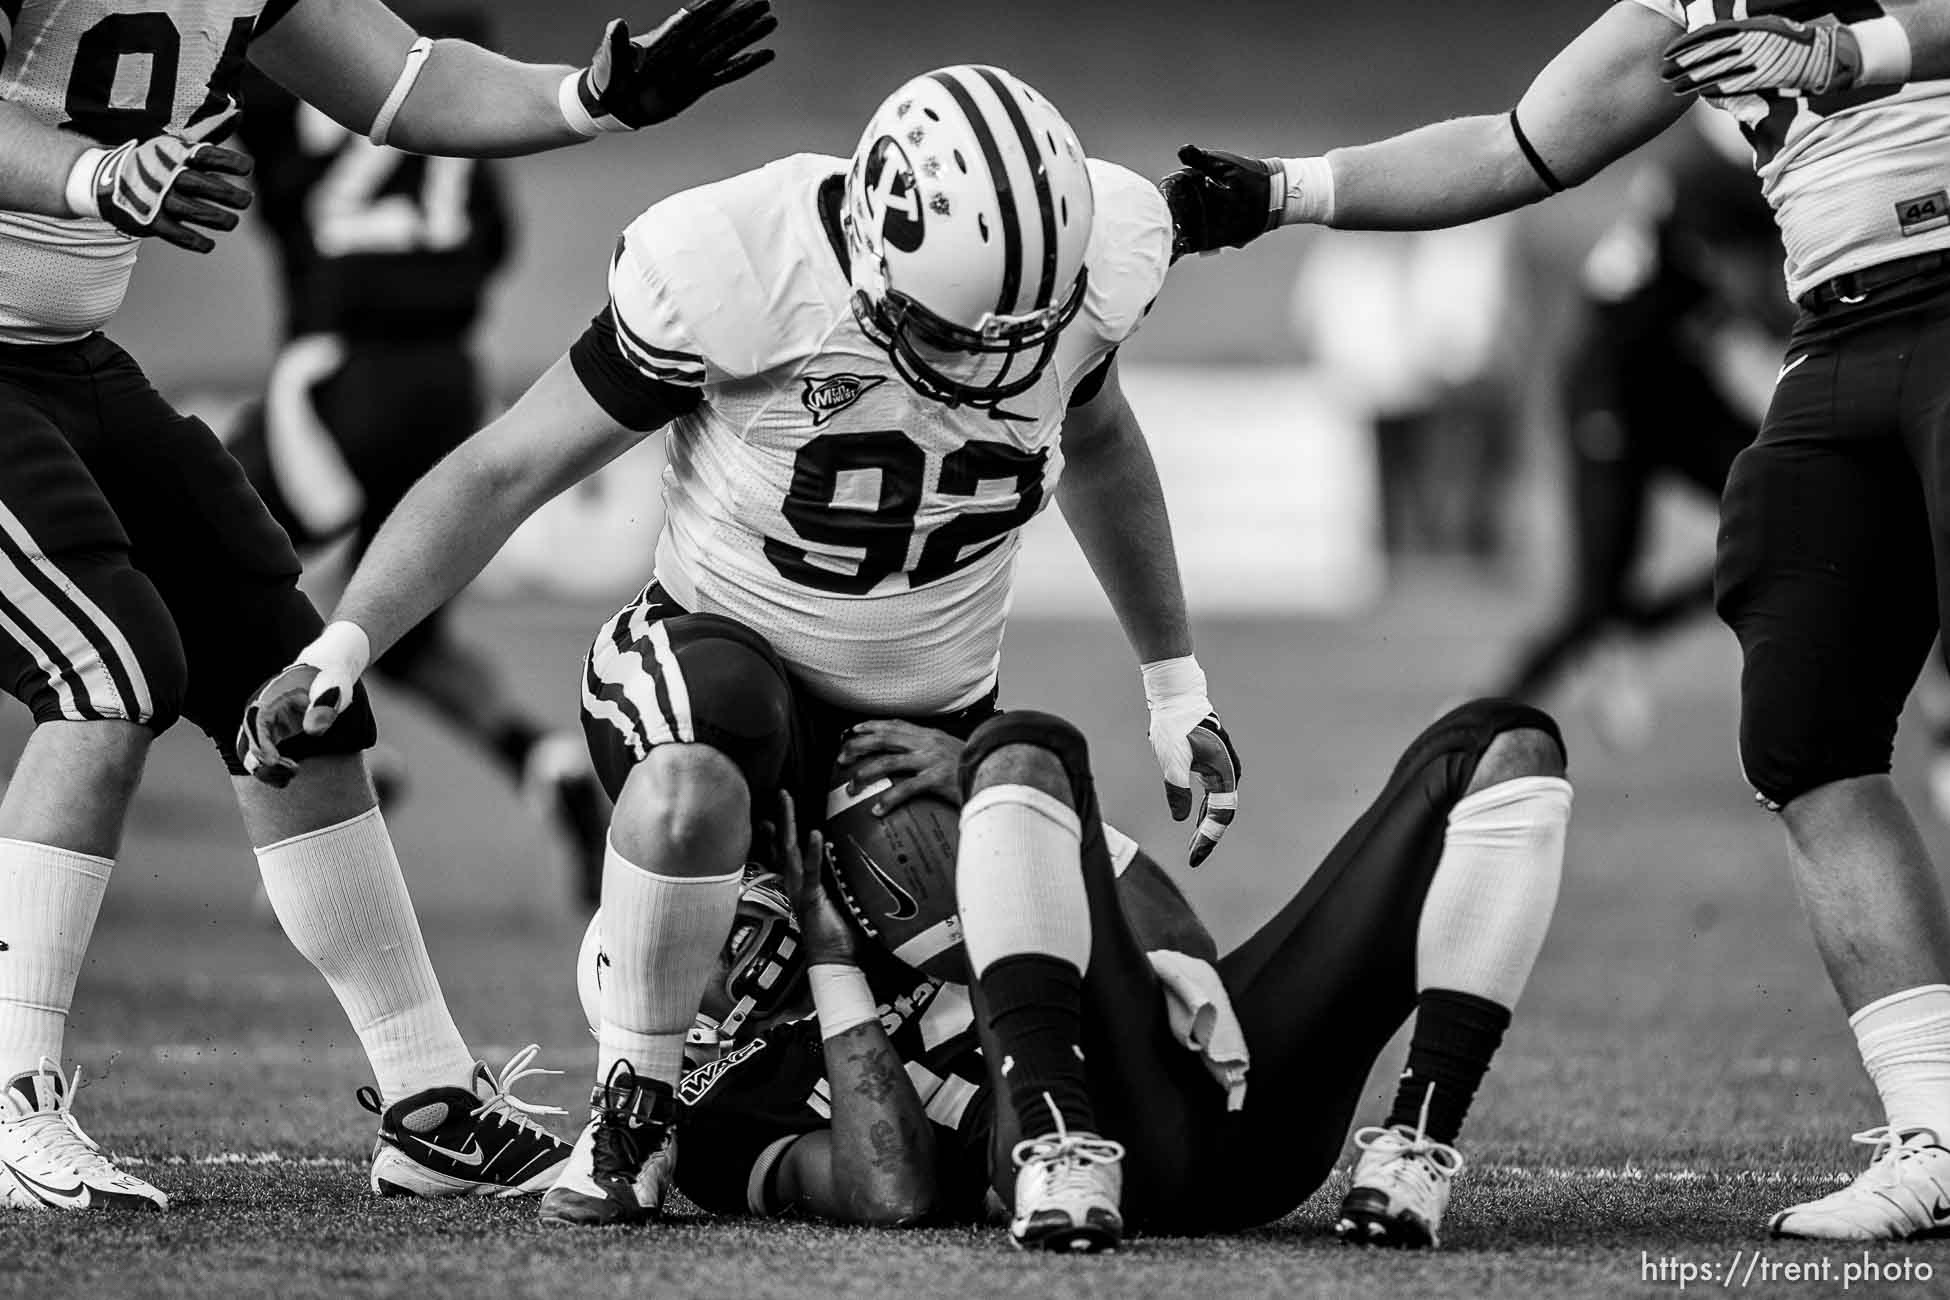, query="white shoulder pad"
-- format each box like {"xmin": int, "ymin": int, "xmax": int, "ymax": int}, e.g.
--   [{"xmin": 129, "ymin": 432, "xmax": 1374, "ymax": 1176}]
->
[
  {"xmin": 1623, "ymin": 0, "xmax": 1686, "ymax": 27},
  {"xmin": 1080, "ymin": 159, "xmax": 1174, "ymax": 347},
  {"xmin": 612, "ymin": 155, "xmax": 845, "ymax": 385},
  {"xmin": 1057, "ymin": 160, "xmax": 1174, "ymax": 395}
]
